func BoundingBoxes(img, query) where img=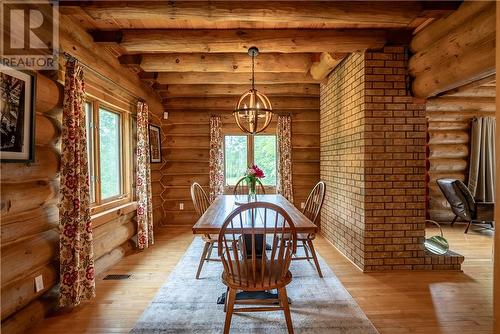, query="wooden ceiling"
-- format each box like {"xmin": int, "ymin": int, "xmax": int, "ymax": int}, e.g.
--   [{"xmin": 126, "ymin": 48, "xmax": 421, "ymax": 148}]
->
[{"xmin": 59, "ymin": 1, "xmax": 461, "ymax": 106}]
